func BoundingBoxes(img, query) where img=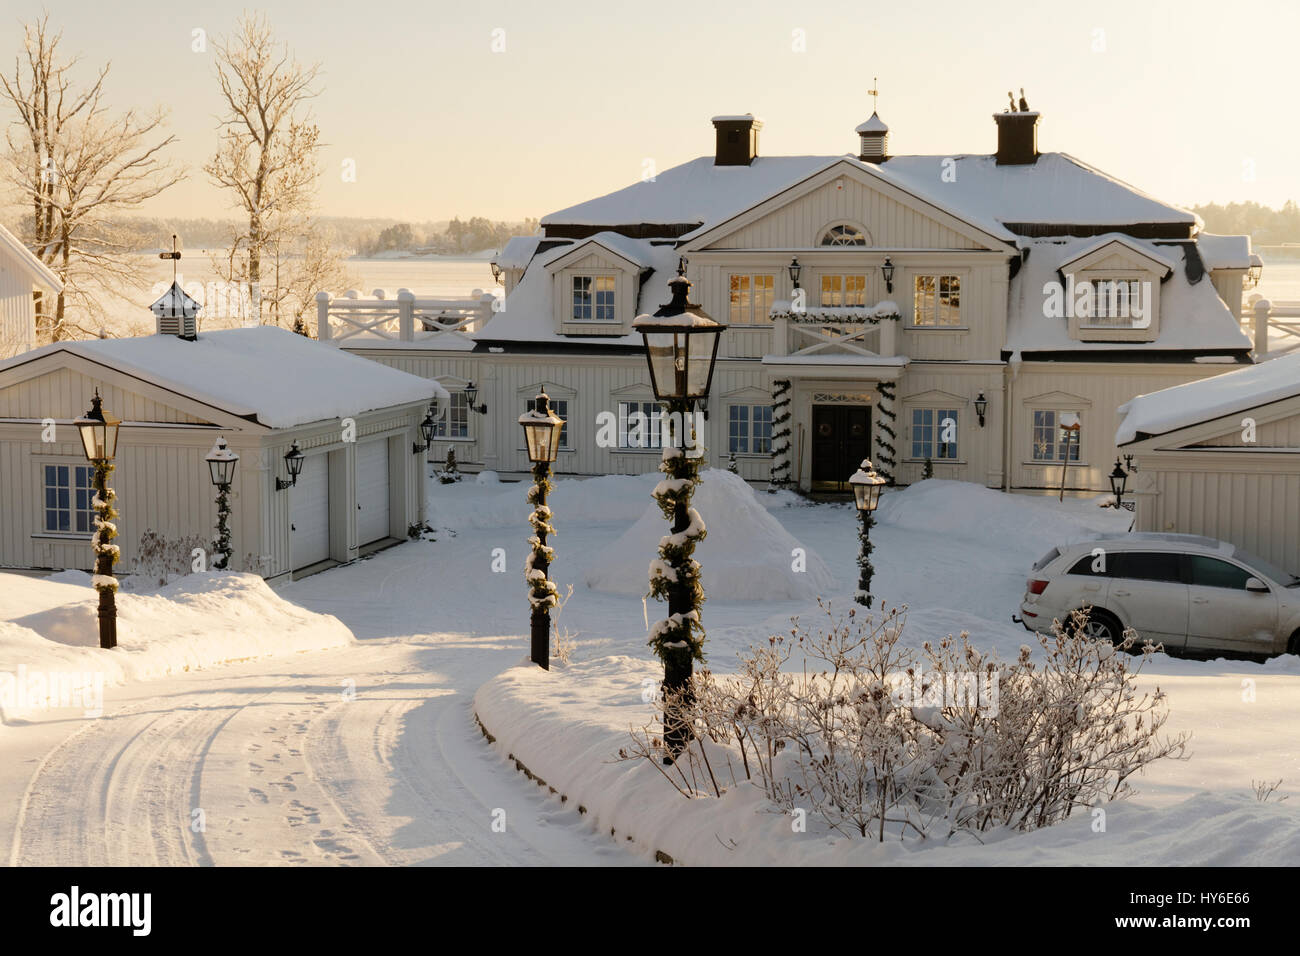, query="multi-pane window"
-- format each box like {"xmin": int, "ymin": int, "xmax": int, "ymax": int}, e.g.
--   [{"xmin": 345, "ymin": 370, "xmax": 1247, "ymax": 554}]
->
[
  {"xmin": 820, "ymin": 224, "xmax": 867, "ymax": 246},
  {"xmin": 910, "ymin": 408, "xmax": 959, "ymax": 460},
  {"xmin": 43, "ymin": 463, "xmax": 94, "ymax": 534},
  {"xmin": 1087, "ymin": 278, "xmax": 1143, "ymax": 325},
  {"xmin": 913, "ymin": 275, "xmax": 962, "ymax": 326},
  {"xmin": 1032, "ymin": 410, "xmax": 1081, "ymax": 461},
  {"xmin": 433, "ymin": 392, "xmax": 470, "ymax": 439},
  {"xmin": 819, "ymin": 274, "xmax": 867, "ymax": 308},
  {"xmin": 524, "ymin": 397, "xmax": 569, "ymax": 448},
  {"xmin": 571, "ymin": 275, "xmax": 616, "ymax": 321},
  {"xmin": 728, "ymin": 404, "xmax": 773, "ymax": 454},
  {"xmin": 617, "ymin": 401, "xmax": 662, "ymax": 449},
  {"xmin": 728, "ymin": 274, "xmax": 775, "ymax": 324}
]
